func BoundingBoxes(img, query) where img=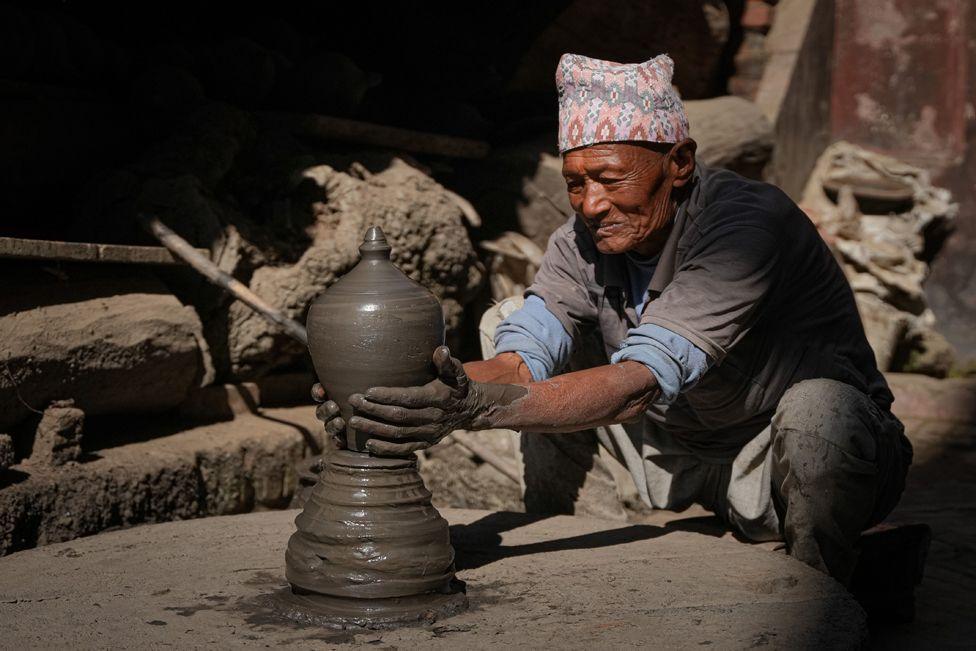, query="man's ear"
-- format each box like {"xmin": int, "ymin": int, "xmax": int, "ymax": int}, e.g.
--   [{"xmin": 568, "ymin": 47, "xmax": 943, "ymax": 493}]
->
[{"xmin": 666, "ymin": 138, "xmax": 697, "ymax": 188}]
